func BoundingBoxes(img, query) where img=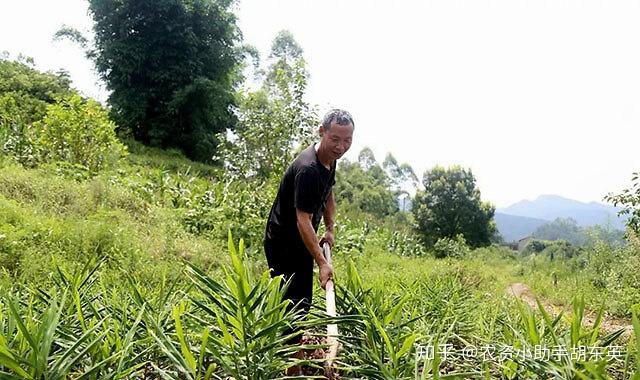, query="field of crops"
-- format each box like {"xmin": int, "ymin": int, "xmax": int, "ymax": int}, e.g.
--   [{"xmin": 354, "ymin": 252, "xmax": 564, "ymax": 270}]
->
[
  {"xmin": 0, "ymin": 147, "xmax": 639, "ymax": 379},
  {"xmin": 4, "ymin": 1, "xmax": 640, "ymax": 376}
]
